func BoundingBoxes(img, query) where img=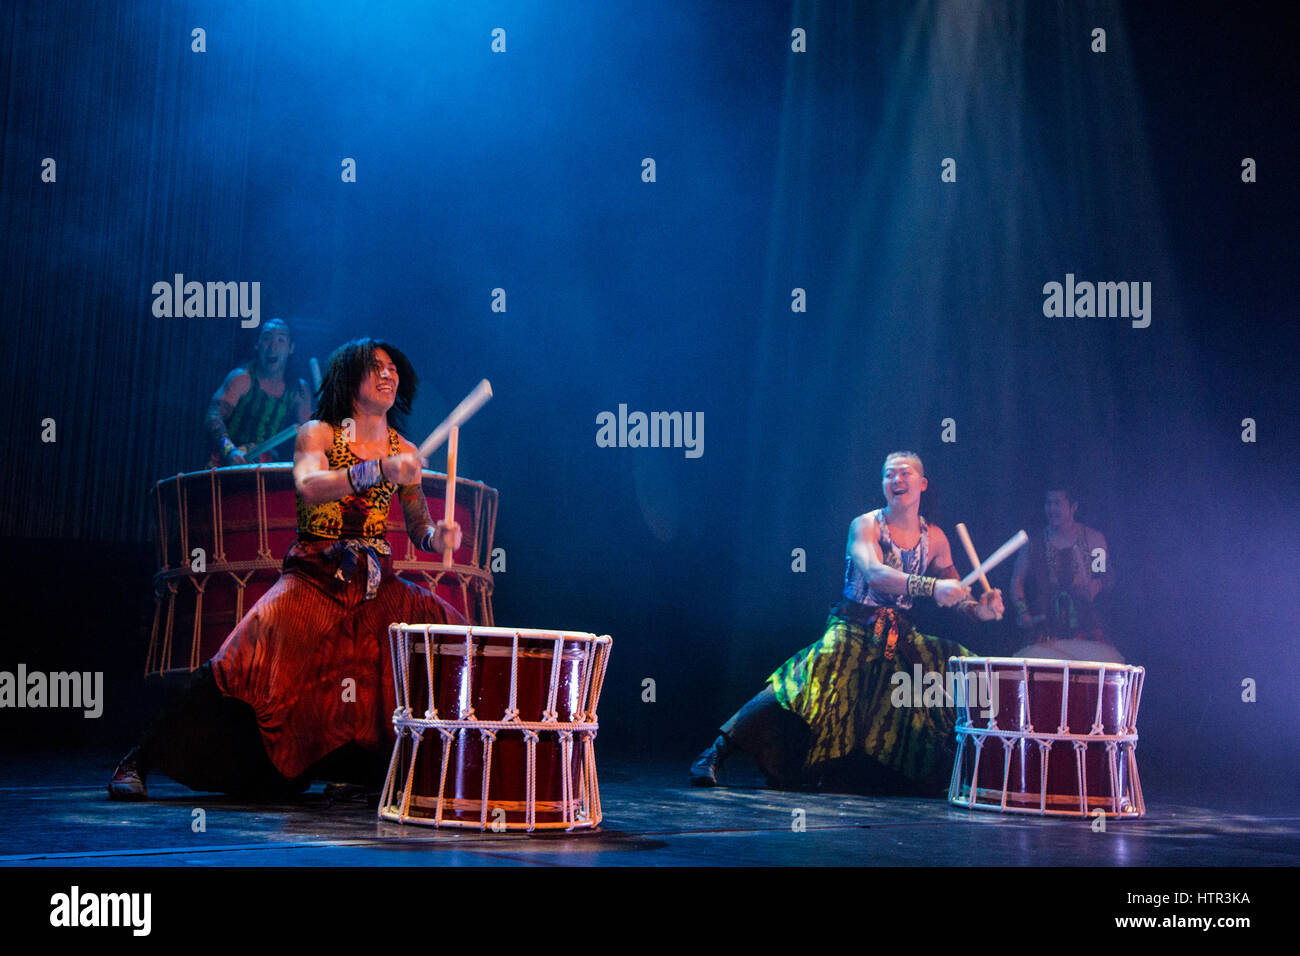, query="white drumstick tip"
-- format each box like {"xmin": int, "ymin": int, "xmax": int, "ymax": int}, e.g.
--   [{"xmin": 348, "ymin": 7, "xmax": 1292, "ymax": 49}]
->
[
  {"xmin": 418, "ymin": 379, "xmax": 493, "ymax": 461},
  {"xmin": 960, "ymin": 529, "xmax": 1028, "ymax": 588}
]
